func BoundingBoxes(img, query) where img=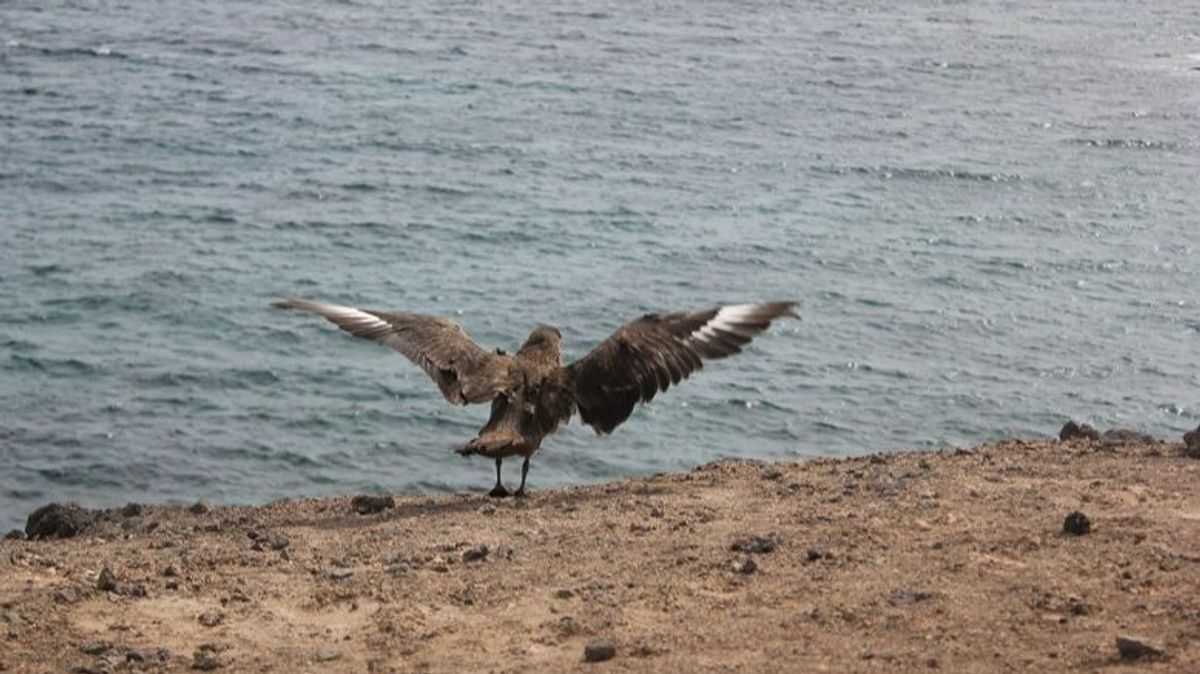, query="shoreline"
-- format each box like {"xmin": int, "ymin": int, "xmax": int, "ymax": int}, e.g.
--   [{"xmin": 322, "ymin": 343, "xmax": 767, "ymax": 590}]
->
[{"xmin": 2, "ymin": 435, "xmax": 1197, "ymax": 672}]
